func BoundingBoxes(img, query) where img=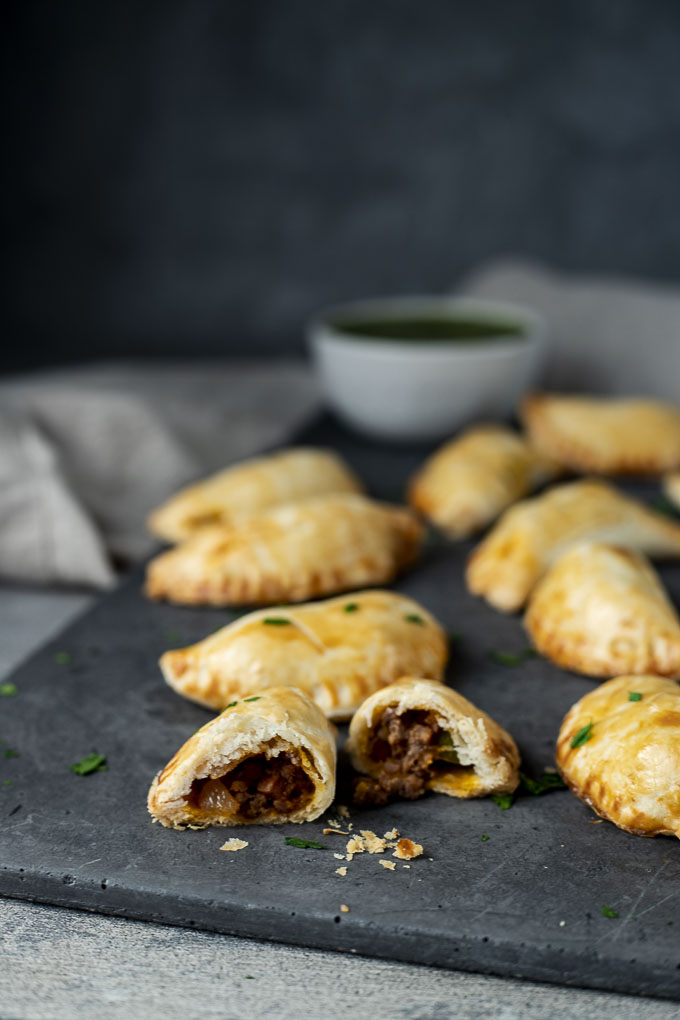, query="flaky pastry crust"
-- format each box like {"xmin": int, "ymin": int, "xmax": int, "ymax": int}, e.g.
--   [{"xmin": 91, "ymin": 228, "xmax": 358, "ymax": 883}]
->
[
  {"xmin": 525, "ymin": 543, "xmax": 680, "ymax": 678},
  {"xmin": 521, "ymin": 394, "xmax": 680, "ymax": 475},
  {"xmin": 466, "ymin": 479, "xmax": 680, "ymax": 613},
  {"xmin": 347, "ymin": 677, "xmax": 520, "ymax": 798},
  {"xmin": 148, "ymin": 686, "xmax": 336, "ymax": 829},
  {"xmin": 145, "ymin": 494, "xmax": 424, "ymax": 606},
  {"xmin": 161, "ymin": 590, "xmax": 447, "ymax": 719},
  {"xmin": 556, "ymin": 674, "xmax": 680, "ymax": 838},
  {"xmin": 148, "ymin": 447, "xmax": 363, "ymax": 543},
  {"xmin": 408, "ymin": 424, "xmax": 558, "ymax": 538}
]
